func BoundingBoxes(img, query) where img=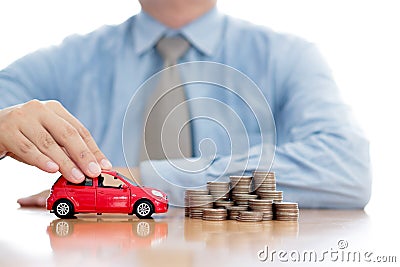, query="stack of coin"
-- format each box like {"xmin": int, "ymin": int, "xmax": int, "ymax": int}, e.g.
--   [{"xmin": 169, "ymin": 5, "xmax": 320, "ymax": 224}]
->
[
  {"xmin": 253, "ymin": 171, "xmax": 276, "ymax": 192},
  {"xmin": 184, "ymin": 189, "xmax": 209, "ymax": 217},
  {"xmin": 231, "ymin": 194, "xmax": 258, "ymax": 207},
  {"xmin": 214, "ymin": 200, "xmax": 234, "ymax": 209},
  {"xmin": 248, "ymin": 199, "xmax": 274, "ymax": 220},
  {"xmin": 207, "ymin": 181, "xmax": 230, "ymax": 201},
  {"xmin": 257, "ymin": 190, "xmax": 283, "ymax": 202},
  {"xmin": 230, "ymin": 176, "xmax": 252, "ymax": 196},
  {"xmin": 188, "ymin": 194, "xmax": 214, "ymax": 219},
  {"xmin": 274, "ymin": 202, "xmax": 299, "ymax": 221},
  {"xmin": 236, "ymin": 211, "xmax": 264, "ymax": 222},
  {"xmin": 227, "ymin": 206, "xmax": 248, "ymax": 220},
  {"xmin": 184, "ymin": 174, "xmax": 299, "ymax": 223},
  {"xmin": 202, "ymin": 208, "xmax": 228, "ymax": 221}
]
